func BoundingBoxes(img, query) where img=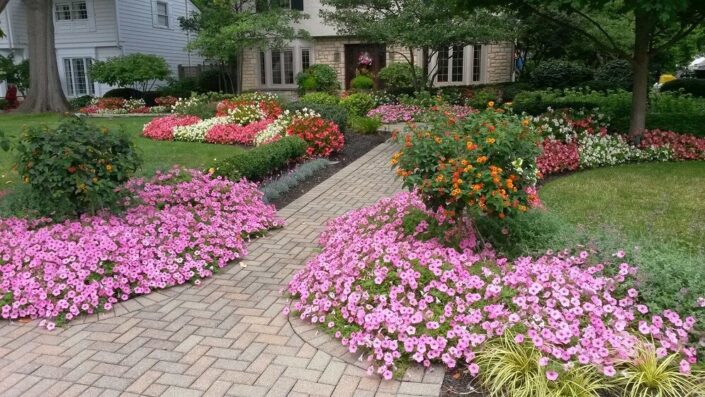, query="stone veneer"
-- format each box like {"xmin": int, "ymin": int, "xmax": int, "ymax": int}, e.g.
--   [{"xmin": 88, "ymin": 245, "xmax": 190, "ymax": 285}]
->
[{"xmin": 486, "ymin": 42, "xmax": 514, "ymax": 84}]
